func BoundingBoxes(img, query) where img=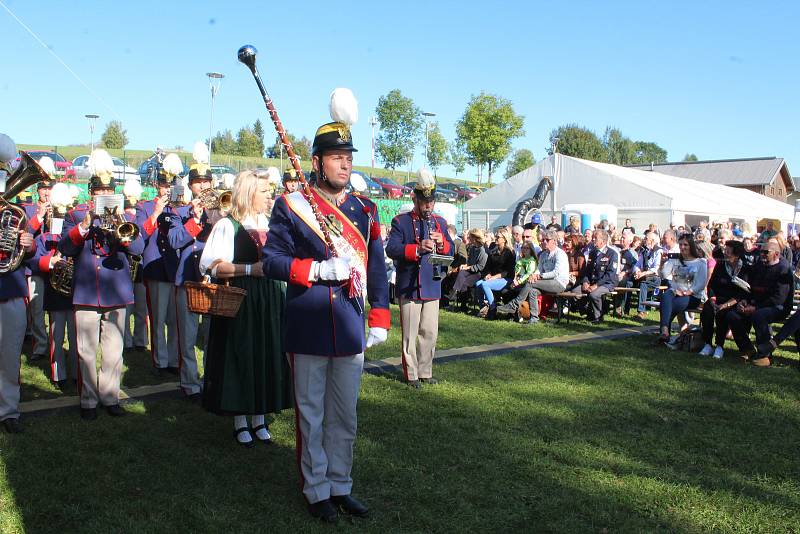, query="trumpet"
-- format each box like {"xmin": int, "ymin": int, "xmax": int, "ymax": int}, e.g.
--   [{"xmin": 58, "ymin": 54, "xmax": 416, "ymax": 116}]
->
[{"xmin": 196, "ymin": 188, "xmax": 232, "ymax": 211}]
